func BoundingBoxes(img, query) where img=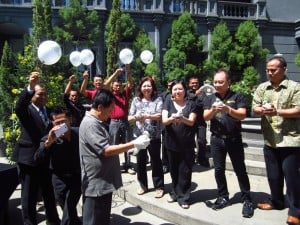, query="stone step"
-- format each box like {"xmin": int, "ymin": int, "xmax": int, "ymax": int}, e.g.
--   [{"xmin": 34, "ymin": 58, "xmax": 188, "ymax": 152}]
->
[
  {"xmin": 244, "ymin": 146, "xmax": 264, "ymax": 162},
  {"xmin": 206, "ymin": 146, "xmax": 266, "ymax": 177},
  {"xmin": 226, "ymin": 157, "xmax": 267, "ymax": 177}
]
